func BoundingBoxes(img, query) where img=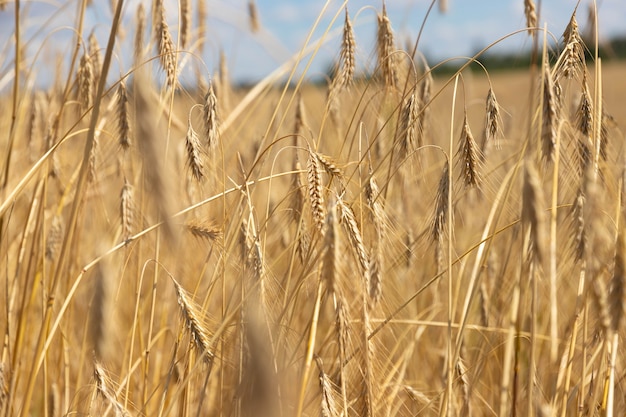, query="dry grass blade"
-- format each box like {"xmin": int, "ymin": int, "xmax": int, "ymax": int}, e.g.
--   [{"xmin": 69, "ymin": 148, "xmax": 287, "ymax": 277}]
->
[
  {"xmin": 198, "ymin": 0, "xmax": 207, "ymax": 53},
  {"xmin": 172, "ymin": 278, "xmax": 214, "ymax": 363},
  {"xmin": 456, "ymin": 112, "xmax": 481, "ymax": 188}
]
